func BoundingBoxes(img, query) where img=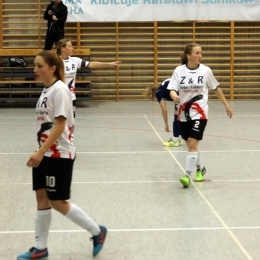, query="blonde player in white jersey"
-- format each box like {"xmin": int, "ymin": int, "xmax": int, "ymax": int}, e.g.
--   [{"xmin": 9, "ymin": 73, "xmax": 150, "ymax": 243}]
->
[
  {"xmin": 56, "ymin": 38, "xmax": 120, "ymax": 118},
  {"xmin": 167, "ymin": 43, "xmax": 233, "ymax": 188},
  {"xmin": 17, "ymin": 51, "xmax": 107, "ymax": 260}
]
